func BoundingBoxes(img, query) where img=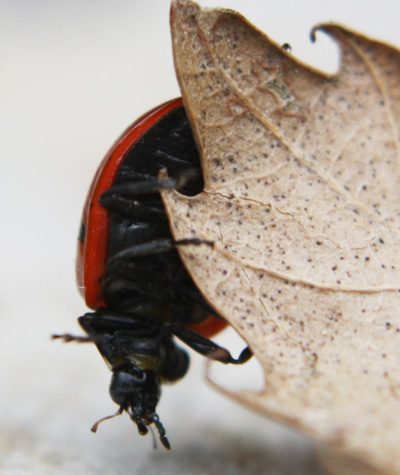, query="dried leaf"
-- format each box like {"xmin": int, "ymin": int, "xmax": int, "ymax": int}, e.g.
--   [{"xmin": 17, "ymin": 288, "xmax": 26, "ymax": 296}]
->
[{"xmin": 163, "ymin": 0, "xmax": 400, "ymax": 472}]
